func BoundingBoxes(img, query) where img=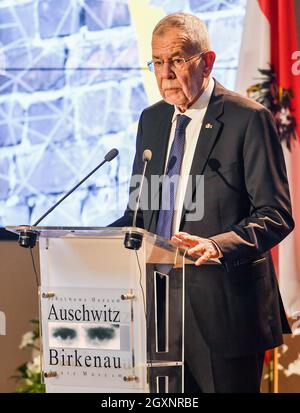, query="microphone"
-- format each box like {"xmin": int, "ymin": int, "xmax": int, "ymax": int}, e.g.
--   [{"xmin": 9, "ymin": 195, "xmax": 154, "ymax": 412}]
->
[
  {"xmin": 124, "ymin": 149, "xmax": 152, "ymax": 250},
  {"xmin": 18, "ymin": 148, "xmax": 119, "ymax": 248},
  {"xmin": 105, "ymin": 148, "xmax": 119, "ymax": 162},
  {"xmin": 132, "ymin": 149, "xmax": 152, "ymax": 228}
]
